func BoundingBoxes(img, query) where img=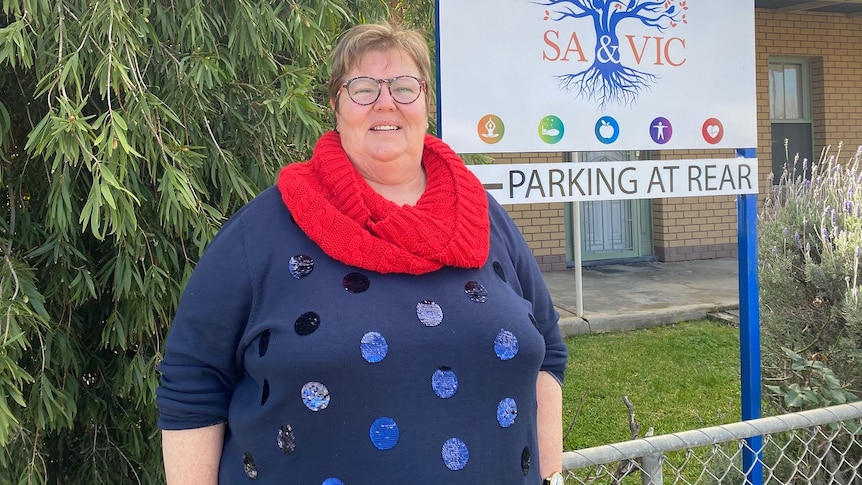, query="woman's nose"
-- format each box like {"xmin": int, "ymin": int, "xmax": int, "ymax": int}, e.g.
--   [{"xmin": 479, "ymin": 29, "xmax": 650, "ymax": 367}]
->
[{"xmin": 374, "ymin": 84, "xmax": 397, "ymax": 108}]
